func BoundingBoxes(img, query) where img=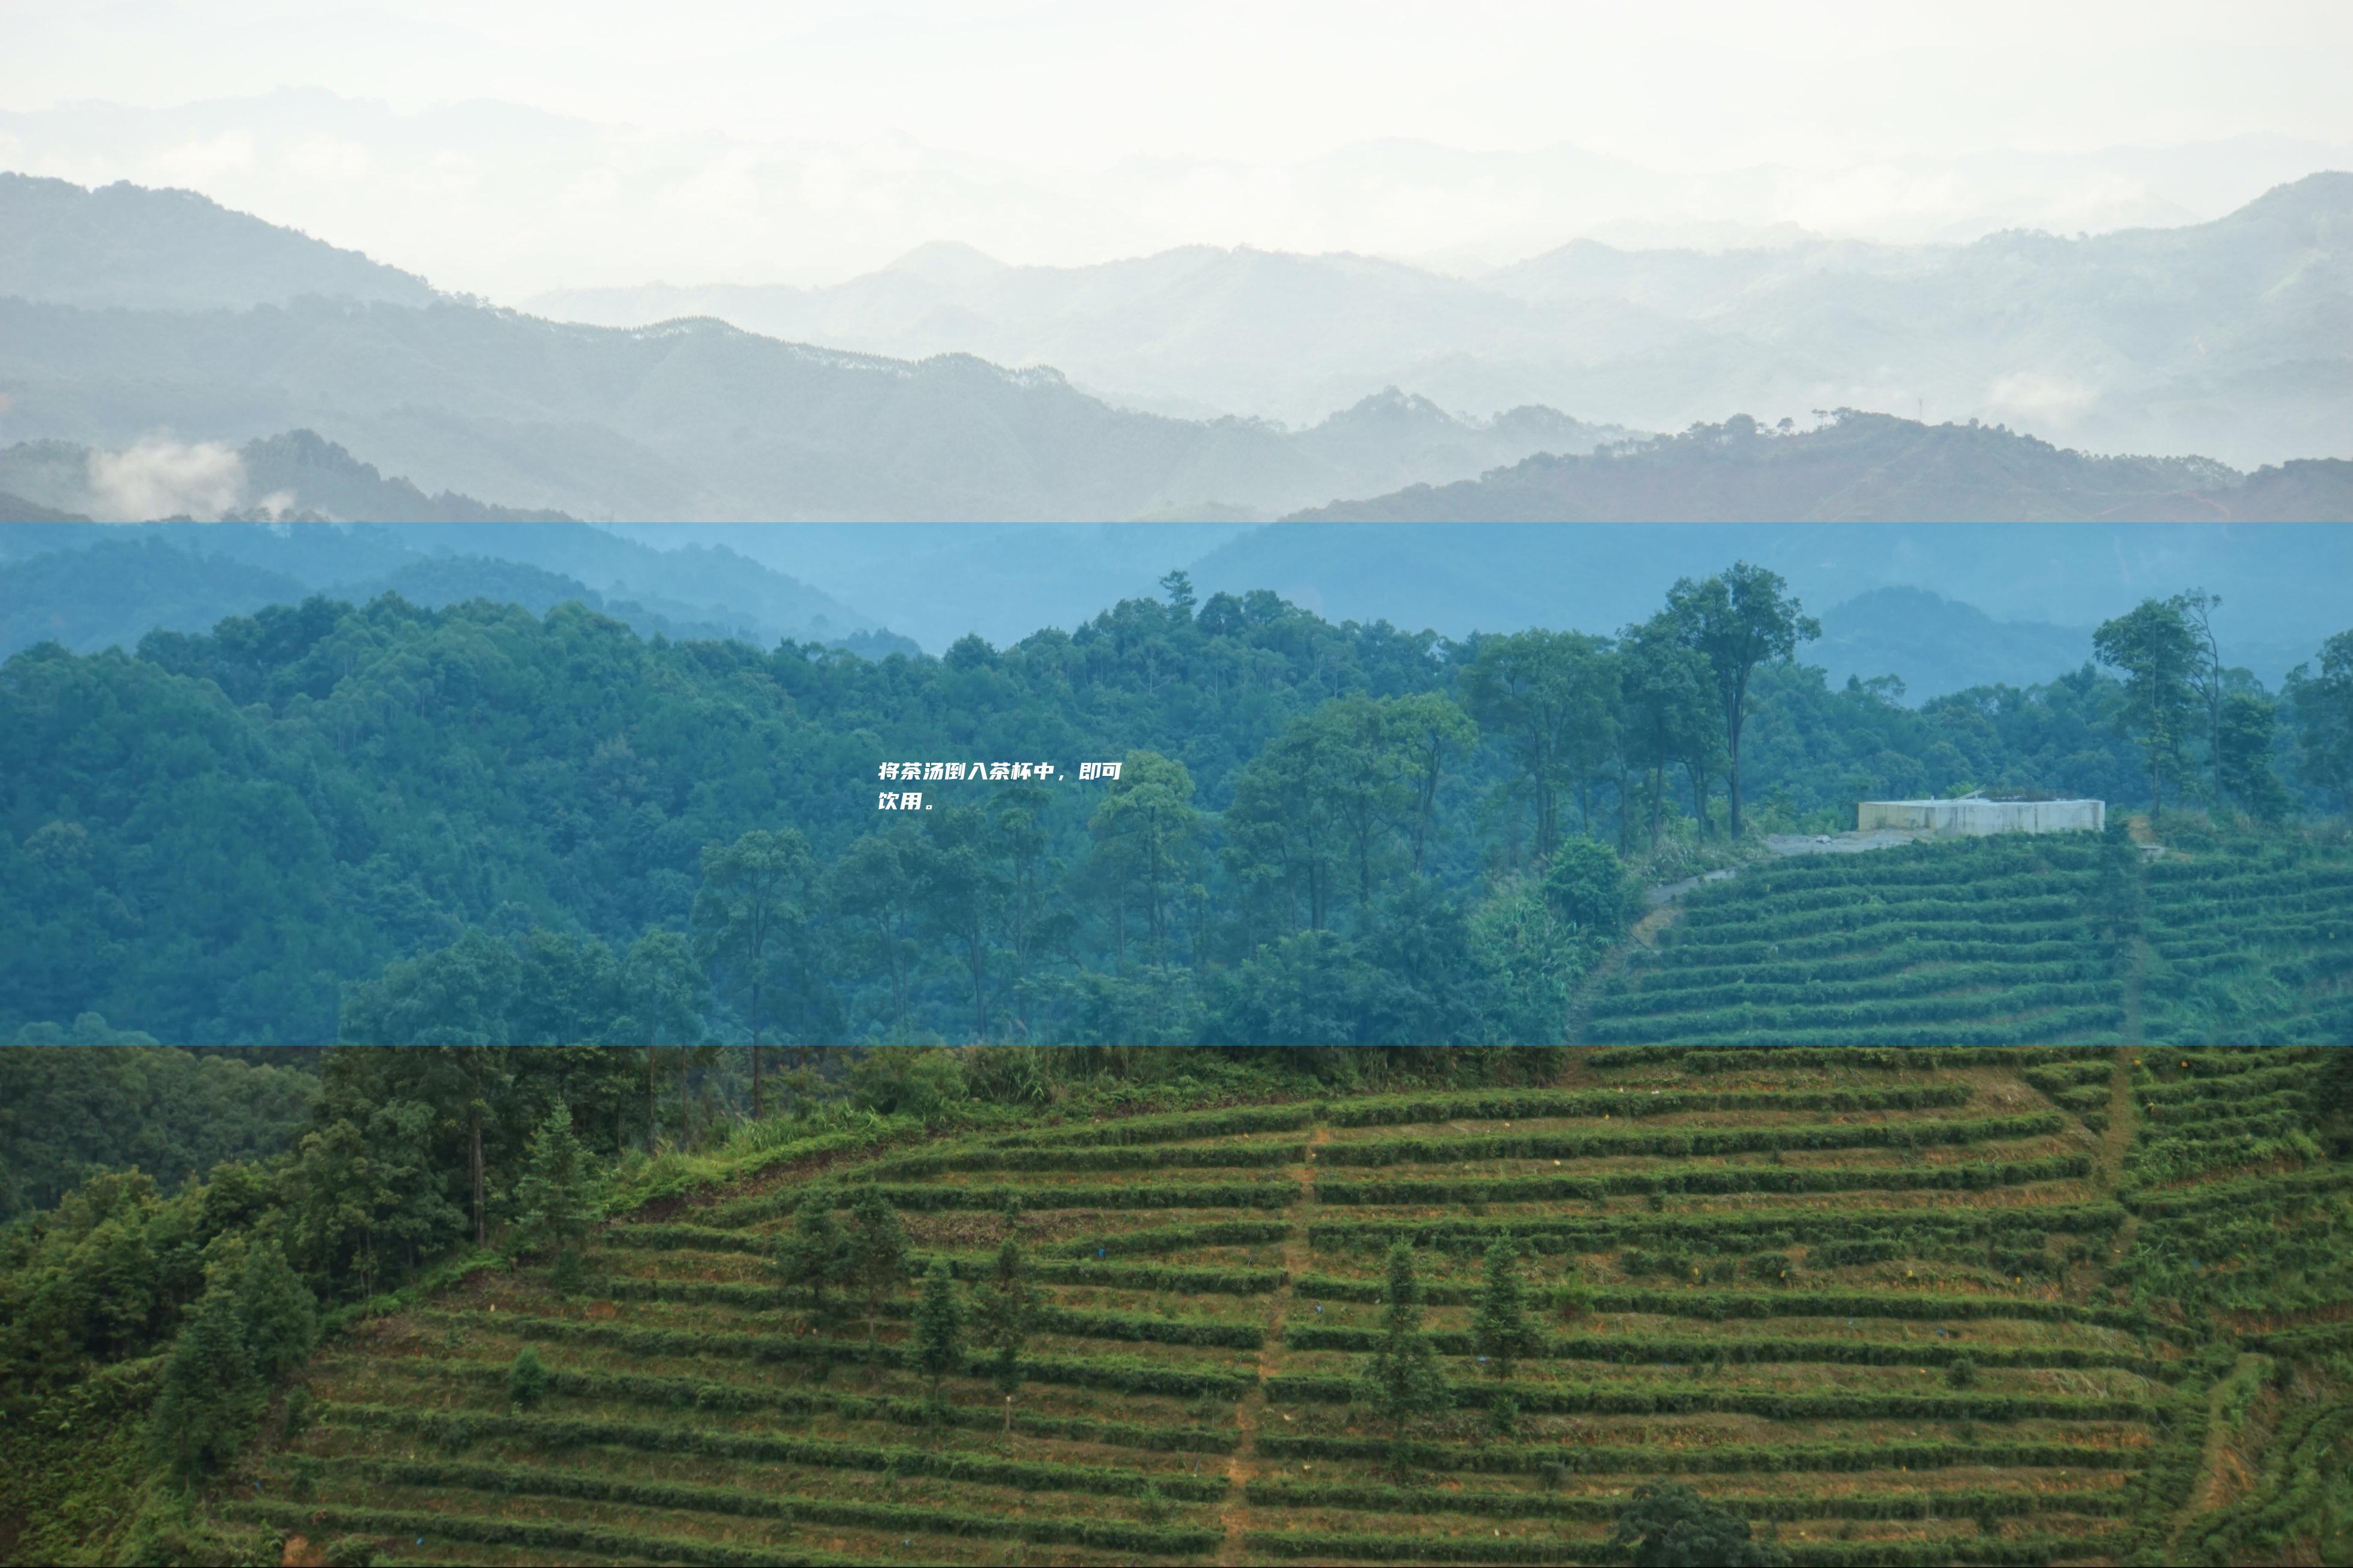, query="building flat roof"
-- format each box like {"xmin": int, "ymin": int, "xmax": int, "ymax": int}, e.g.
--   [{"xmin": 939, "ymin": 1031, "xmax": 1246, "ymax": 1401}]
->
[{"xmin": 1860, "ymin": 797, "xmax": 2103, "ymax": 807}]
